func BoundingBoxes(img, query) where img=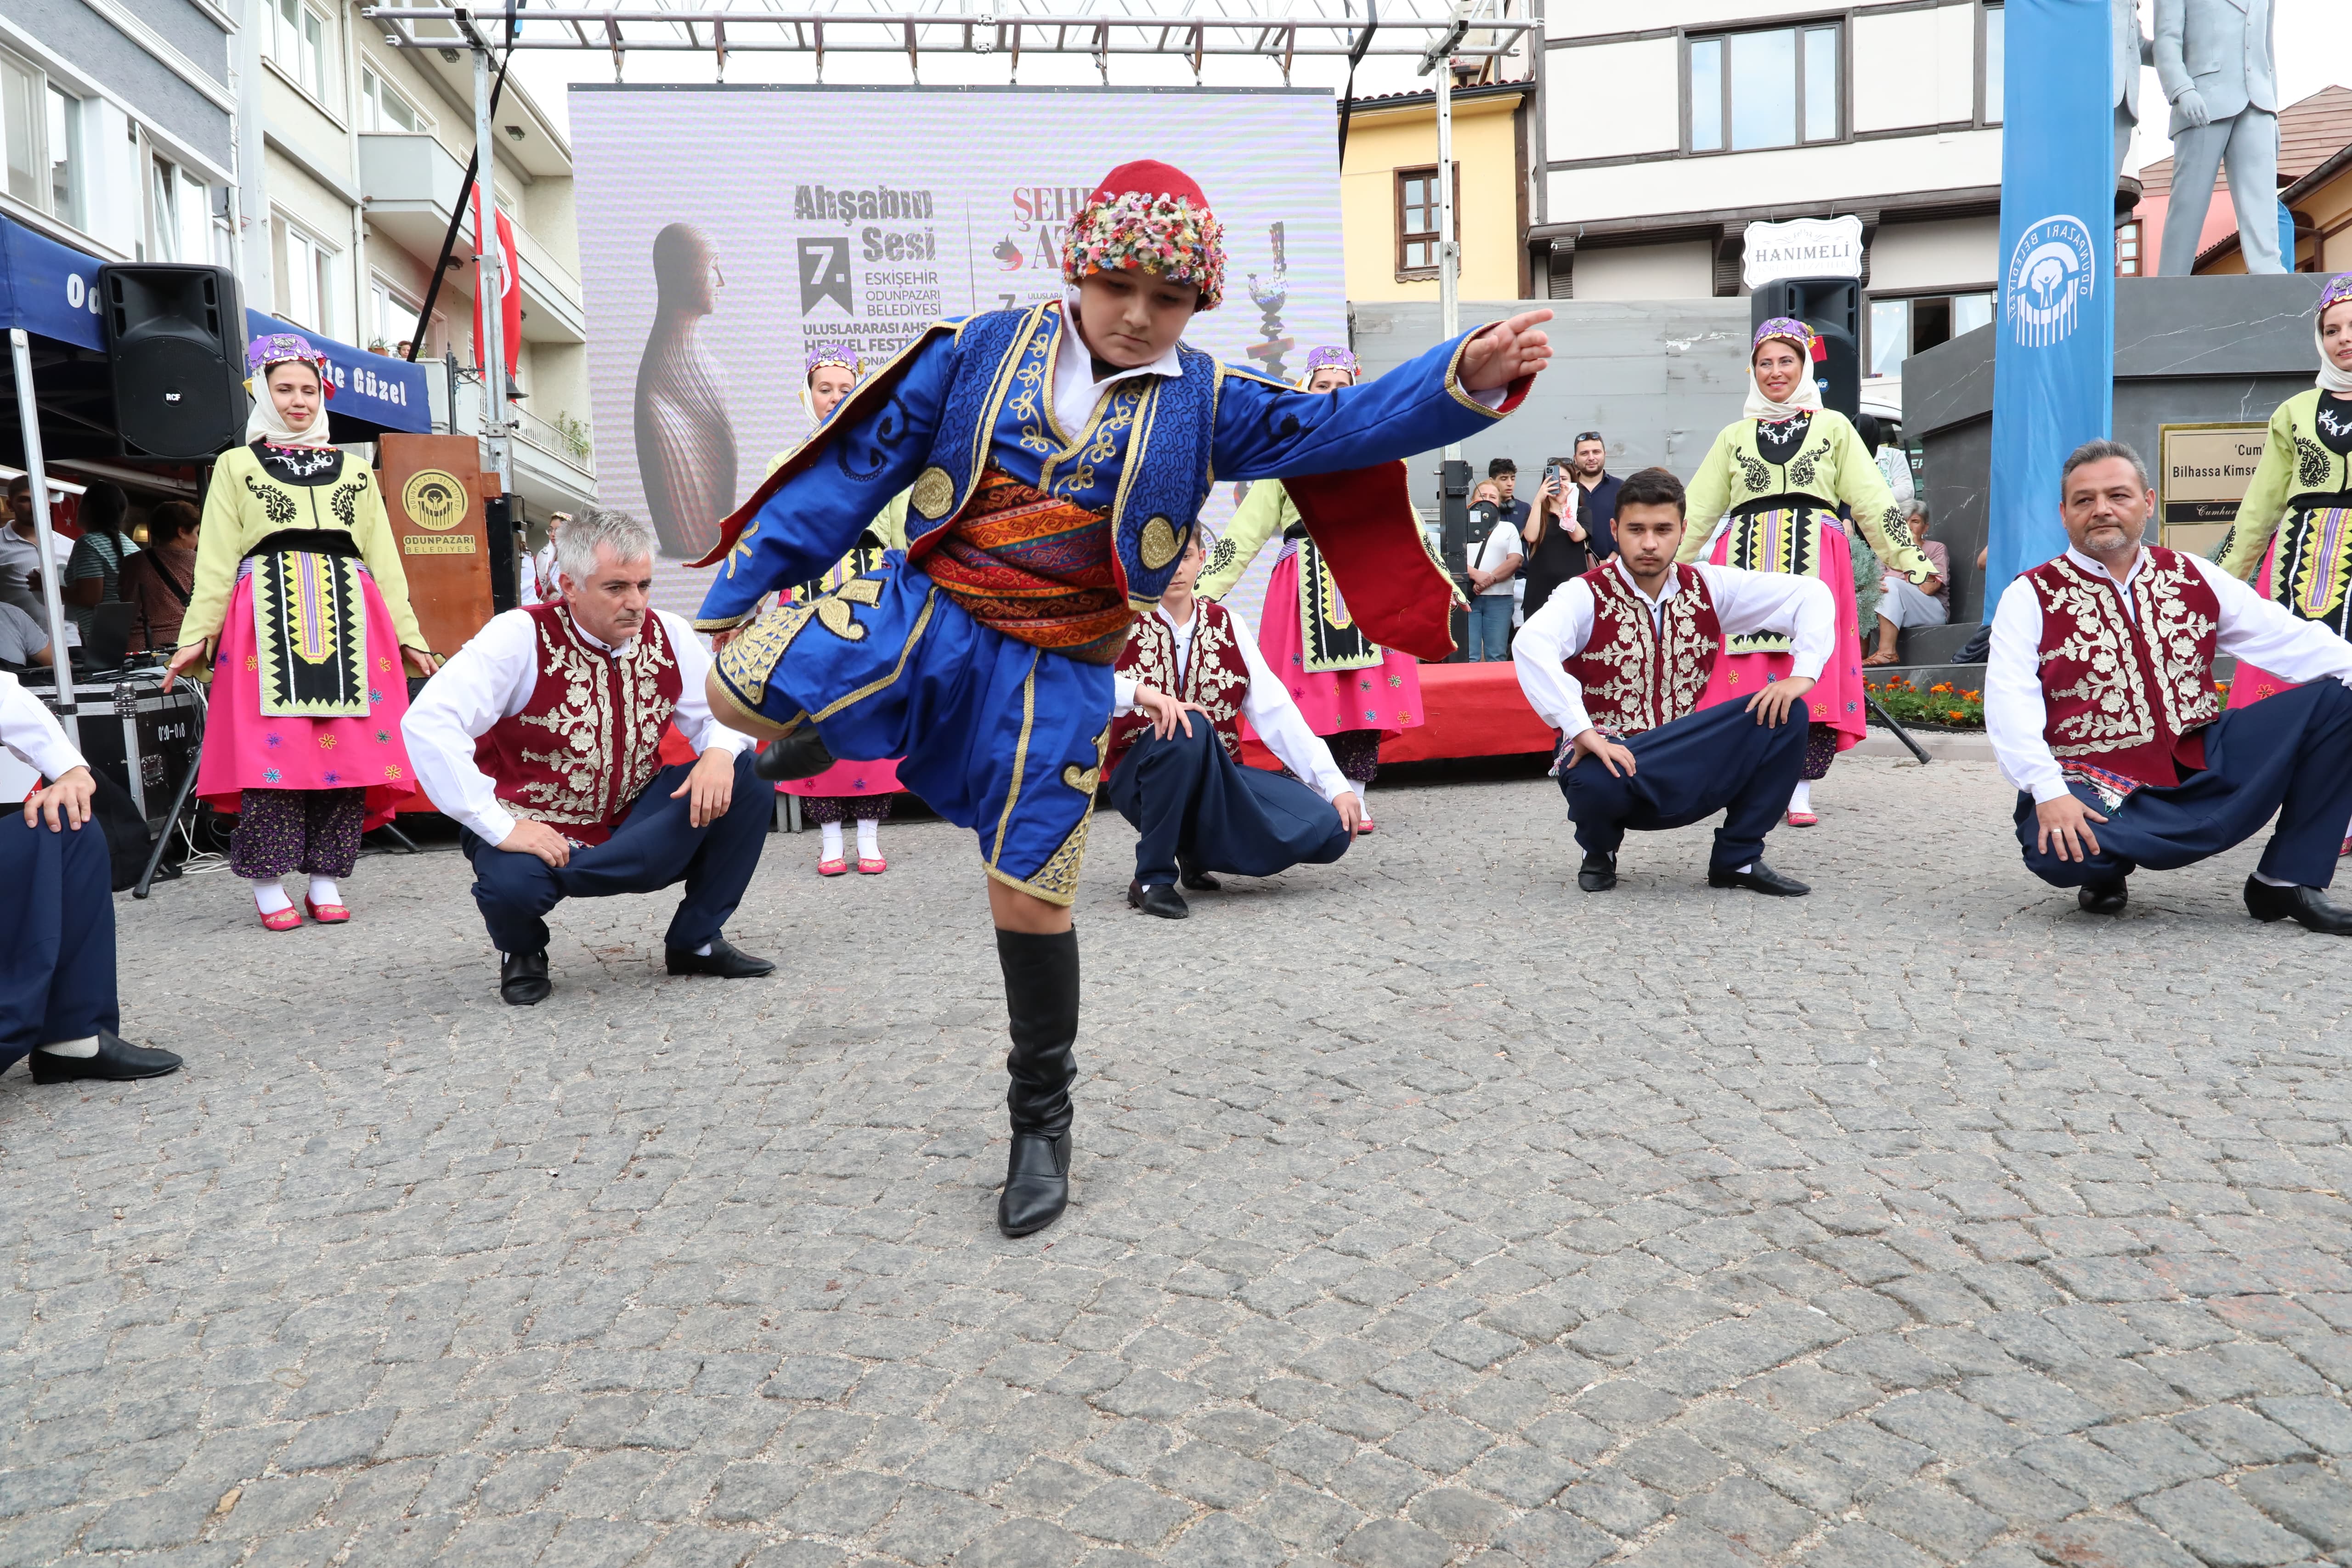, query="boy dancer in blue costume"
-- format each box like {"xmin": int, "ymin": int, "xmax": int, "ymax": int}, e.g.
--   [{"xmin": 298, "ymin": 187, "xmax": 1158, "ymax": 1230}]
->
[{"xmin": 695, "ymin": 160, "xmax": 1553, "ymax": 1237}]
